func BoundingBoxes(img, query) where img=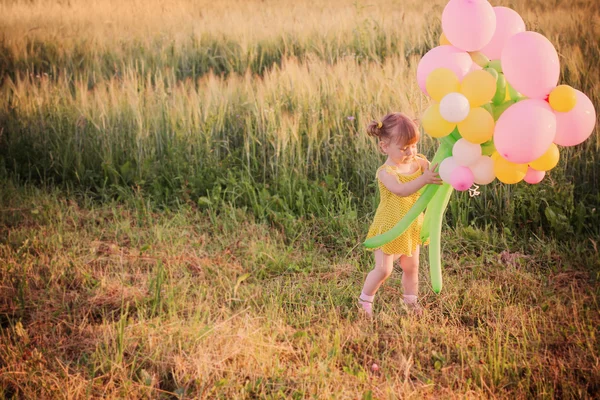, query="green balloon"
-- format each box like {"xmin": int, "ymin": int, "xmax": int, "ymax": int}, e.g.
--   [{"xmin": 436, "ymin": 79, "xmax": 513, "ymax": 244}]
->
[
  {"xmin": 488, "ymin": 59, "xmax": 503, "ymax": 73},
  {"xmin": 419, "ymin": 143, "xmax": 453, "ymax": 242},
  {"xmin": 421, "ymin": 214, "xmax": 430, "ymax": 243},
  {"xmin": 481, "ymin": 140, "xmax": 496, "ymax": 156},
  {"xmin": 449, "ymin": 127, "xmax": 462, "ymax": 142},
  {"xmin": 481, "ymin": 103, "xmax": 494, "ymax": 117},
  {"xmin": 431, "ymin": 140, "xmax": 454, "ymax": 164},
  {"xmin": 420, "ymin": 183, "xmax": 453, "ymax": 243},
  {"xmin": 492, "ymin": 100, "xmax": 515, "ymax": 121},
  {"xmin": 427, "ymin": 184, "xmax": 454, "ymax": 294},
  {"xmin": 507, "ymin": 82, "xmax": 522, "ymax": 102},
  {"xmin": 492, "ymin": 73, "xmax": 507, "ymax": 105},
  {"xmin": 439, "ymin": 135, "xmax": 455, "ymax": 149}
]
